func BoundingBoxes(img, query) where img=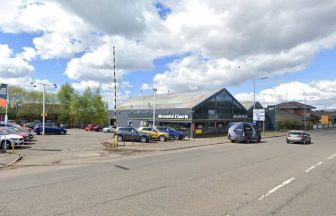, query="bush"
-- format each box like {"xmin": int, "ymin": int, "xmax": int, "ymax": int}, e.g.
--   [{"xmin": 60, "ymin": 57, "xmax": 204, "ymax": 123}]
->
[{"xmin": 278, "ymin": 120, "xmax": 304, "ymax": 130}]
